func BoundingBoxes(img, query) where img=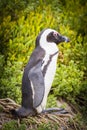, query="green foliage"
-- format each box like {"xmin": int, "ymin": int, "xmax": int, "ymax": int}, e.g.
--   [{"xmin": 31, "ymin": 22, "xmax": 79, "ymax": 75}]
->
[
  {"xmin": 0, "ymin": 55, "xmax": 5, "ymax": 78},
  {"xmin": 53, "ymin": 61, "xmax": 83, "ymax": 100},
  {"xmin": 47, "ymin": 94, "xmax": 57, "ymax": 108},
  {"xmin": 60, "ymin": 0, "xmax": 87, "ymax": 36},
  {"xmin": 0, "ymin": 105, "xmax": 3, "ymax": 112},
  {"xmin": 0, "ymin": 61, "xmax": 22, "ymax": 102},
  {"xmin": 2, "ymin": 120, "xmax": 26, "ymax": 130},
  {"xmin": 37, "ymin": 123, "xmax": 58, "ymax": 130},
  {"xmin": 0, "ymin": 1, "xmax": 57, "ymax": 102}
]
